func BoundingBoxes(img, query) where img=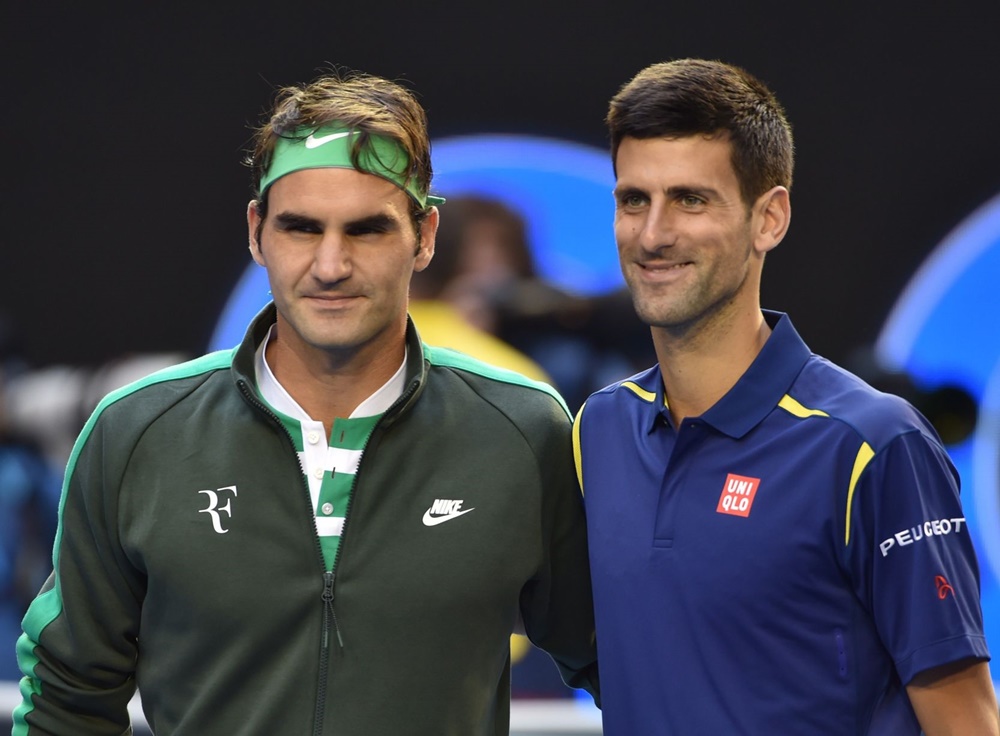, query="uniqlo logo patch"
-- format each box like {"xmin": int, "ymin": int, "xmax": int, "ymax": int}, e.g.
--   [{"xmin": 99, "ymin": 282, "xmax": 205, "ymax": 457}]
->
[{"xmin": 716, "ymin": 473, "xmax": 761, "ymax": 517}]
